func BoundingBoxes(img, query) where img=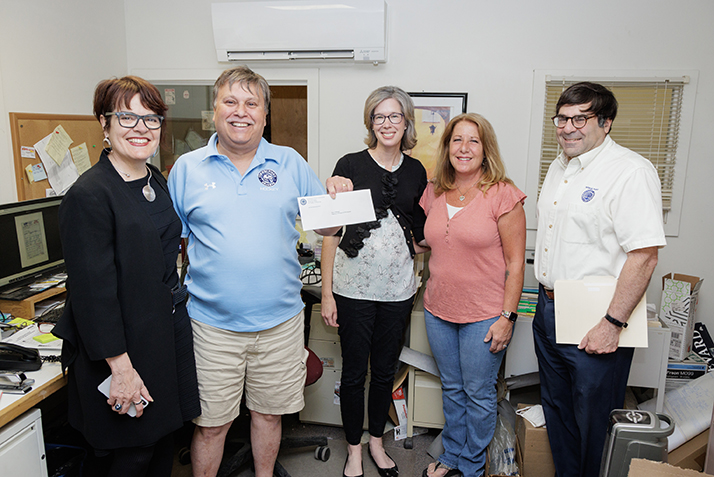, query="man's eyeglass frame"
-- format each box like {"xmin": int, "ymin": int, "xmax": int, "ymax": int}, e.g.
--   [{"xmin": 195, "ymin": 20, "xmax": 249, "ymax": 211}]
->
[{"xmin": 551, "ymin": 114, "xmax": 596, "ymax": 129}]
